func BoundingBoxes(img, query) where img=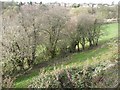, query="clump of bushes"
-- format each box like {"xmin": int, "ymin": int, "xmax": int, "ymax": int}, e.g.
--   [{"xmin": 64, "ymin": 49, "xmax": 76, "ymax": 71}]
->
[
  {"xmin": 28, "ymin": 66, "xmax": 94, "ymax": 88},
  {"xmin": 28, "ymin": 58, "xmax": 118, "ymax": 88}
]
